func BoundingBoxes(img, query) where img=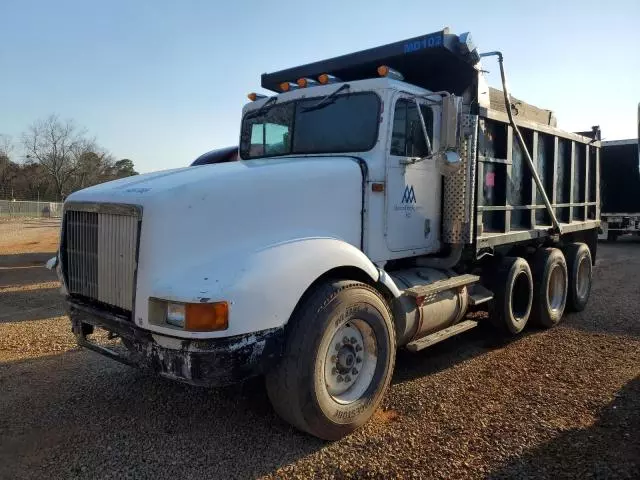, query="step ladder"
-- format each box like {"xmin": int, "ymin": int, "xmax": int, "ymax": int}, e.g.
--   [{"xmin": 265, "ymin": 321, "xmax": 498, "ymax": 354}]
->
[
  {"xmin": 468, "ymin": 284, "xmax": 494, "ymax": 306},
  {"xmin": 406, "ymin": 319, "xmax": 478, "ymax": 352}
]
